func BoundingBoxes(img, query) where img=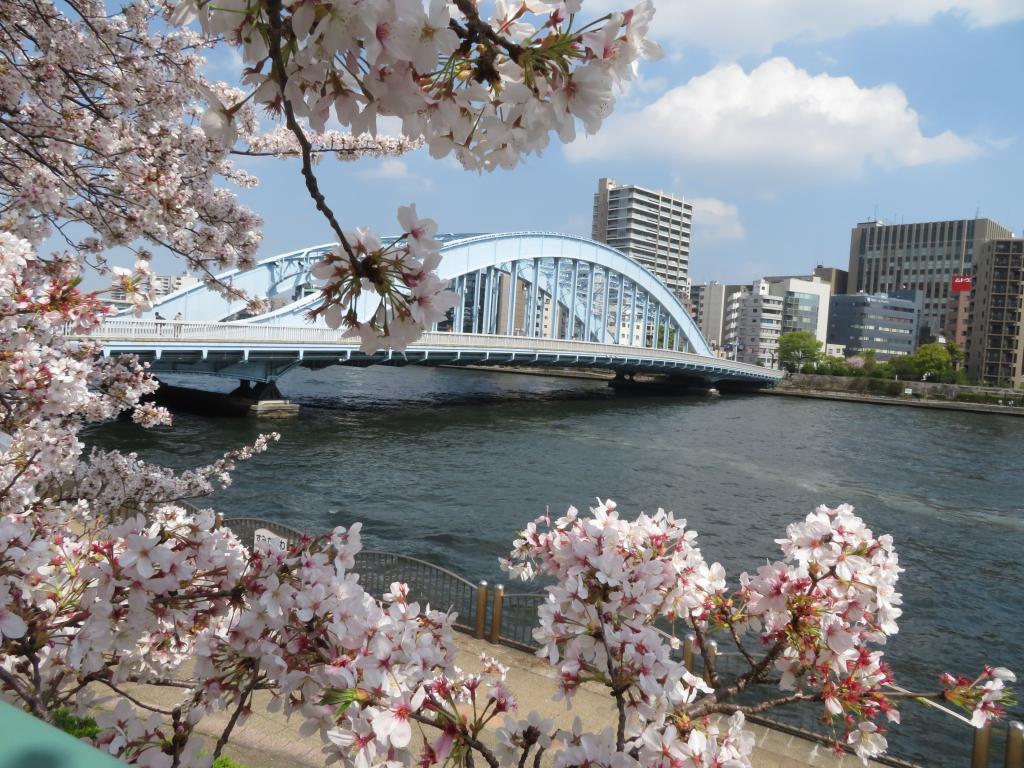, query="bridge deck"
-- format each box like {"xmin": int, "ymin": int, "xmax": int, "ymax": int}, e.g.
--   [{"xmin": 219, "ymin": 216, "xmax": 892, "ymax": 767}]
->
[{"xmin": 84, "ymin": 320, "xmax": 784, "ymax": 386}]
